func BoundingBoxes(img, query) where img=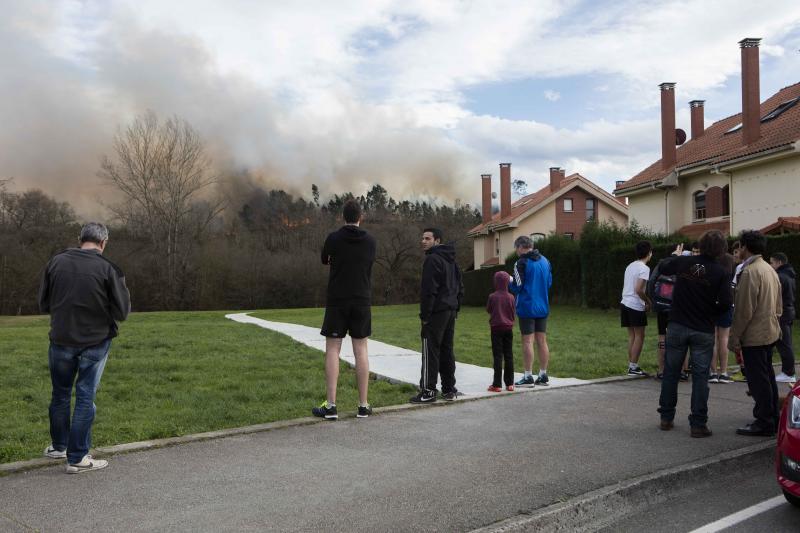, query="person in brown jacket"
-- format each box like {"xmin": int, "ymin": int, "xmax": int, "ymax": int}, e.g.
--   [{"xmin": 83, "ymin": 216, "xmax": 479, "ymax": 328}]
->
[{"xmin": 729, "ymin": 230, "xmax": 783, "ymax": 436}]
